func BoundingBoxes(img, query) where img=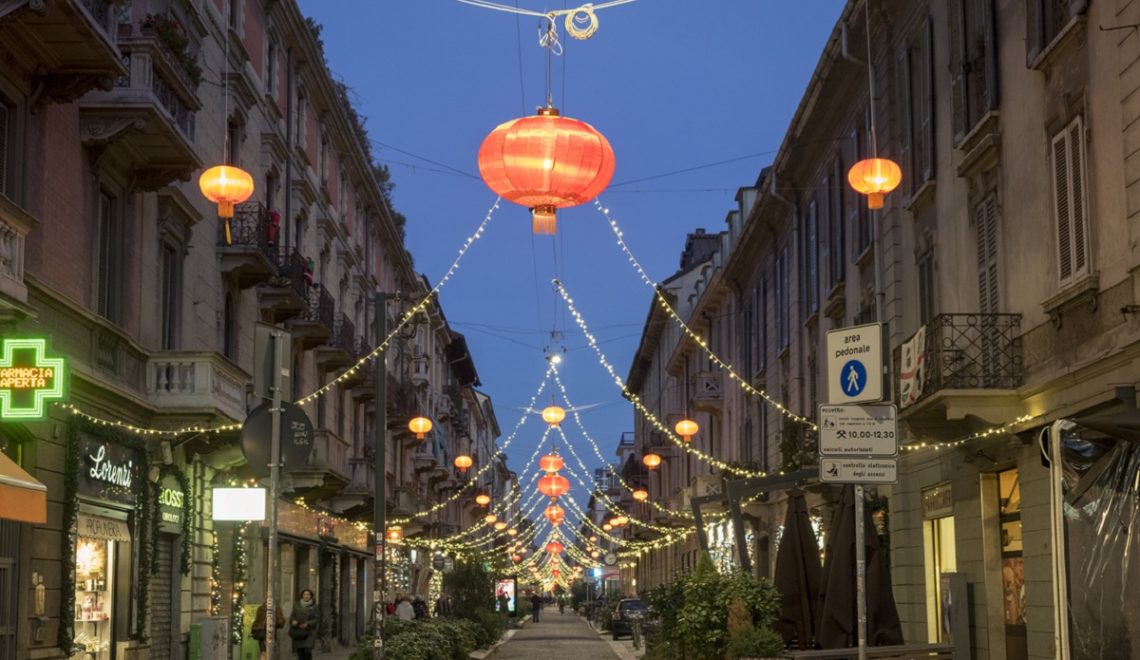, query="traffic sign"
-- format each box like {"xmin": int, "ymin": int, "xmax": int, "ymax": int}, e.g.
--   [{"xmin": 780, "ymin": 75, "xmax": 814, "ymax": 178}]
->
[
  {"xmin": 826, "ymin": 323, "xmax": 883, "ymax": 404},
  {"xmin": 819, "ymin": 458, "xmax": 898, "ymax": 484},
  {"xmin": 240, "ymin": 401, "xmax": 315, "ymax": 476},
  {"xmin": 818, "ymin": 404, "xmax": 898, "ymax": 457}
]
